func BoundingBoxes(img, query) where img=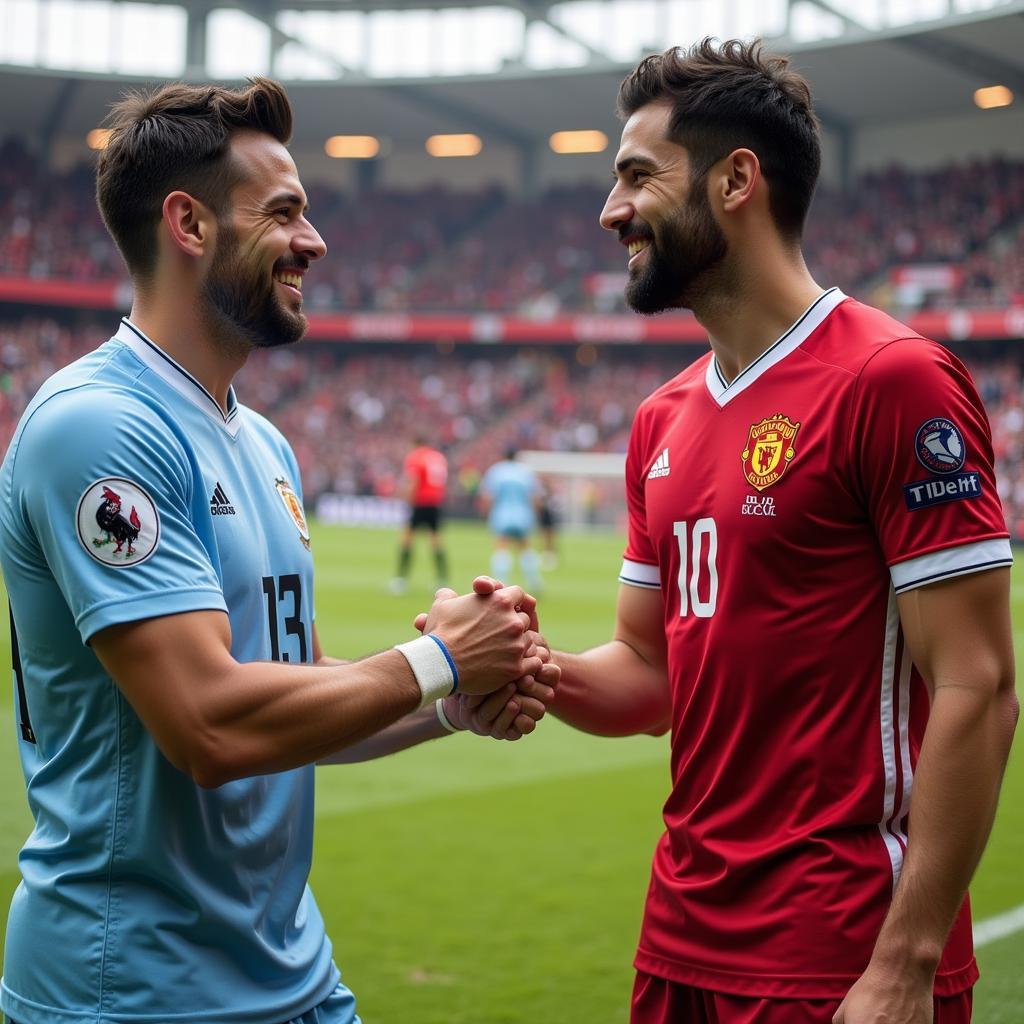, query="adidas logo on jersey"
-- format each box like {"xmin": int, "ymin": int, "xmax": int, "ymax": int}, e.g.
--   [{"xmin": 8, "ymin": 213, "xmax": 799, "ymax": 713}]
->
[
  {"xmin": 210, "ymin": 482, "xmax": 236, "ymax": 516},
  {"xmin": 647, "ymin": 448, "xmax": 671, "ymax": 479}
]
